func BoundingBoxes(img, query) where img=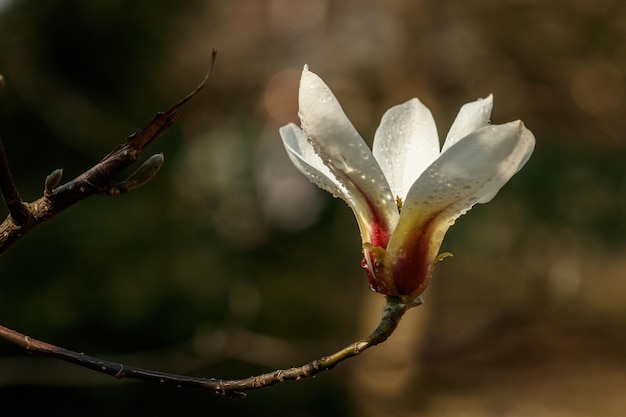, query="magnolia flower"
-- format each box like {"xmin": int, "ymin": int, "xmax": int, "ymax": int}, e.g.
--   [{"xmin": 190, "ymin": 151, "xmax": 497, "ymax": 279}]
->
[{"xmin": 279, "ymin": 66, "xmax": 535, "ymax": 301}]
